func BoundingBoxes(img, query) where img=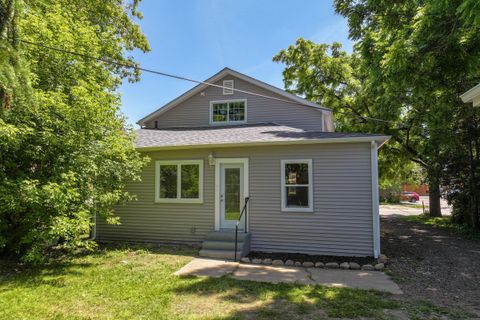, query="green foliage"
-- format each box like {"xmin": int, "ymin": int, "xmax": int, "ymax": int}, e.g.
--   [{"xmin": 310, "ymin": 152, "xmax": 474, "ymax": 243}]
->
[
  {"xmin": 437, "ymin": 80, "xmax": 480, "ymax": 228},
  {"xmin": 0, "ymin": 0, "xmax": 150, "ymax": 262},
  {"xmin": 379, "ymin": 156, "xmax": 422, "ymax": 203},
  {"xmin": 274, "ymin": 0, "xmax": 480, "ymax": 220}
]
